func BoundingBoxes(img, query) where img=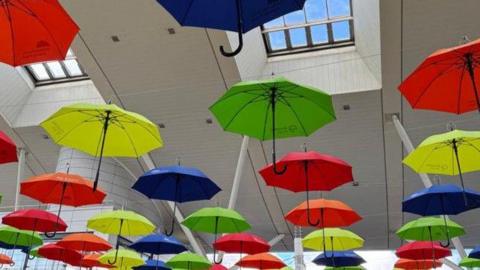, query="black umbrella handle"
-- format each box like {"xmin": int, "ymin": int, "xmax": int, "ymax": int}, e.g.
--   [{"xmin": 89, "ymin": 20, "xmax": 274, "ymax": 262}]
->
[
  {"xmin": 213, "ymin": 217, "xmax": 223, "ymax": 264},
  {"xmin": 108, "ymin": 219, "xmax": 123, "ymax": 265},
  {"xmin": 220, "ymin": 0, "xmax": 244, "ymax": 57},
  {"xmin": 271, "ymin": 87, "xmax": 287, "ymax": 175},
  {"xmin": 46, "ymin": 182, "xmax": 68, "ymax": 238},
  {"xmin": 164, "ymin": 202, "xmax": 177, "ymax": 236},
  {"xmin": 305, "ymin": 161, "xmax": 320, "ymax": 226},
  {"xmin": 94, "ymin": 110, "xmax": 112, "ymax": 191}
]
